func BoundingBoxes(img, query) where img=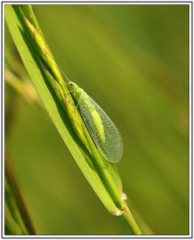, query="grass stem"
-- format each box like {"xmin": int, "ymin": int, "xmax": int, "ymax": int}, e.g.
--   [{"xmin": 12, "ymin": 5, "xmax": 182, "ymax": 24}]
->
[
  {"xmin": 5, "ymin": 146, "xmax": 36, "ymax": 235},
  {"xmin": 123, "ymin": 201, "xmax": 142, "ymax": 234}
]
